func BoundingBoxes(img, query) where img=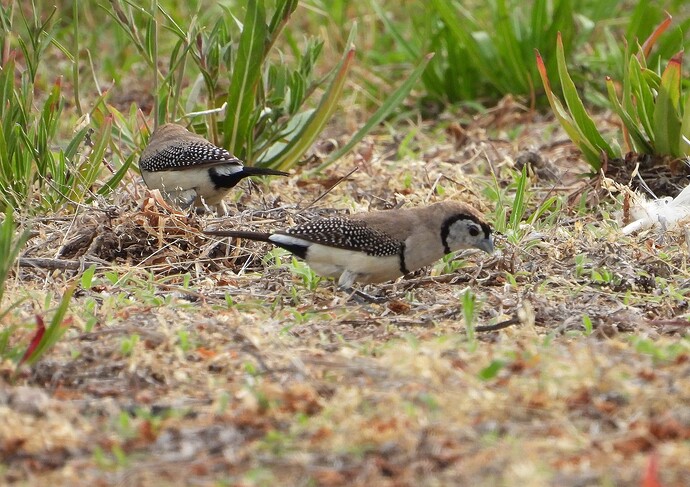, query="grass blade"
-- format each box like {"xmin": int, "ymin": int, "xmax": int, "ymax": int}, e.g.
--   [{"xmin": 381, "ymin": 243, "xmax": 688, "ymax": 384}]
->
[
  {"xmin": 98, "ymin": 153, "xmax": 134, "ymax": 196},
  {"xmin": 266, "ymin": 0, "xmax": 298, "ymax": 53},
  {"xmin": 223, "ymin": 0, "xmax": 267, "ymax": 156},
  {"xmin": 510, "ymin": 166, "xmax": 528, "ymax": 232},
  {"xmin": 20, "ymin": 284, "xmax": 75, "ymax": 367},
  {"xmin": 370, "ymin": 0, "xmax": 419, "ymax": 59},
  {"xmin": 494, "ymin": 0, "xmax": 529, "ymax": 93},
  {"xmin": 81, "ymin": 115, "xmax": 113, "ymax": 196},
  {"xmin": 0, "ymin": 209, "xmax": 30, "ymax": 307},
  {"xmin": 431, "ymin": 0, "xmax": 502, "ymax": 93}
]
